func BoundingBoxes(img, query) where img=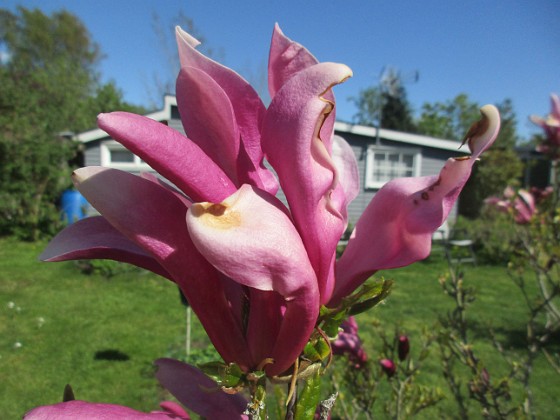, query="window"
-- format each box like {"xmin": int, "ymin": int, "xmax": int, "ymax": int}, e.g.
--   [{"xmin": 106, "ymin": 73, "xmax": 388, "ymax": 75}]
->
[
  {"xmin": 365, "ymin": 146, "xmax": 421, "ymax": 189},
  {"xmin": 101, "ymin": 141, "xmax": 150, "ymax": 170}
]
